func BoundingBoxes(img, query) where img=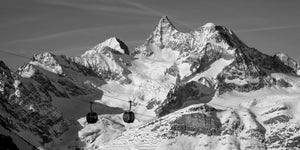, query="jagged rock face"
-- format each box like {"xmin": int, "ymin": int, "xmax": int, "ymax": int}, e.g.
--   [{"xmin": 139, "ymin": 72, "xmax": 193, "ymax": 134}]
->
[
  {"xmin": 259, "ymin": 104, "xmax": 300, "ymax": 149},
  {"xmin": 217, "ymin": 47, "xmax": 295, "ymax": 94},
  {"xmin": 100, "ymin": 104, "xmax": 270, "ymax": 149},
  {"xmin": 90, "ymin": 37, "xmax": 130, "ymax": 55},
  {"xmin": 170, "ymin": 105, "xmax": 221, "ymax": 136},
  {"xmin": 0, "ymin": 61, "xmax": 14, "ymax": 95},
  {"xmin": 7, "ymin": 40, "xmax": 134, "ymax": 147},
  {"xmin": 24, "ymin": 52, "xmax": 98, "ymax": 78},
  {"xmin": 134, "ymin": 17, "xmax": 240, "ymax": 57},
  {"xmin": 0, "ymin": 61, "xmax": 69, "ymax": 145},
  {"xmin": 96, "ymin": 103, "xmax": 300, "ymax": 150},
  {"xmin": 131, "ymin": 16, "xmax": 300, "ymax": 124},
  {"xmin": 75, "ymin": 37, "xmax": 132, "ymax": 82},
  {"xmin": 30, "ymin": 52, "xmax": 64, "ymax": 75},
  {"xmin": 274, "ymin": 52, "xmax": 300, "ymax": 75},
  {"xmin": 133, "ymin": 16, "xmax": 177, "ymax": 56},
  {"xmin": 134, "ymin": 16, "xmax": 297, "ymax": 97},
  {"xmin": 156, "ymin": 81, "xmax": 215, "ymax": 117},
  {"xmin": 18, "ymin": 54, "xmax": 98, "ymax": 98},
  {"xmin": 133, "ymin": 17, "xmax": 241, "ymax": 57}
]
